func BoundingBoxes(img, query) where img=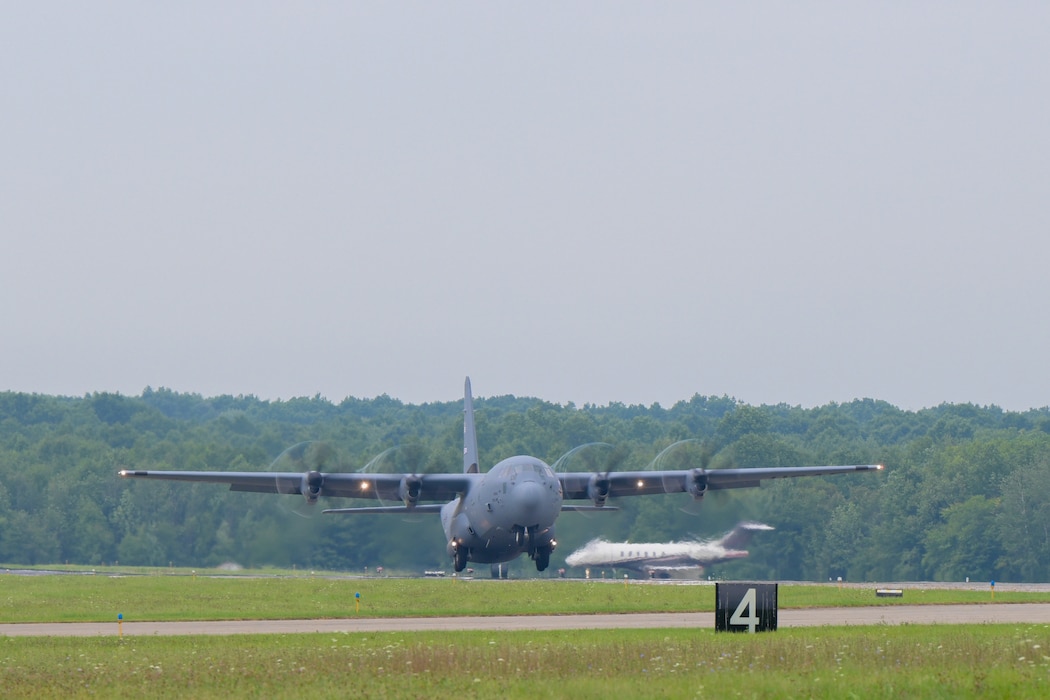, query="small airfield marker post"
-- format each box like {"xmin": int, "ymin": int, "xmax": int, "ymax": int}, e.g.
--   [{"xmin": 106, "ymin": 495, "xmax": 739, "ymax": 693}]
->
[{"xmin": 716, "ymin": 582, "xmax": 778, "ymax": 633}]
